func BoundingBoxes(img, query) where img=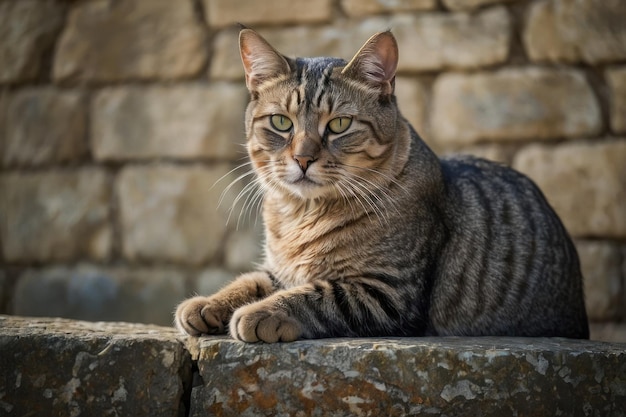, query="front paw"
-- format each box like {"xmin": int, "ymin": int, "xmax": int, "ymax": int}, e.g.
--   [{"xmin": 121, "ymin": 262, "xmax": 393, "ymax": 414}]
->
[
  {"xmin": 175, "ymin": 296, "xmax": 230, "ymax": 336},
  {"xmin": 230, "ymin": 303, "xmax": 302, "ymax": 343}
]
